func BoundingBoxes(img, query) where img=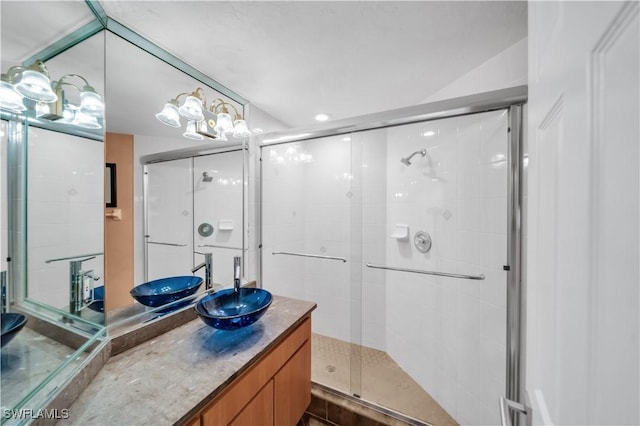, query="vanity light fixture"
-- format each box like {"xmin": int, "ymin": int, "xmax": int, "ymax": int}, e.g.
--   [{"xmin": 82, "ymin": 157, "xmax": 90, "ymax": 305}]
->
[
  {"xmin": 156, "ymin": 87, "xmax": 251, "ymax": 140},
  {"xmin": 1, "ymin": 60, "xmax": 58, "ymax": 112},
  {"xmin": 0, "ymin": 61, "xmax": 104, "ymax": 130},
  {"xmin": 43, "ymin": 74, "xmax": 105, "ymax": 122}
]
